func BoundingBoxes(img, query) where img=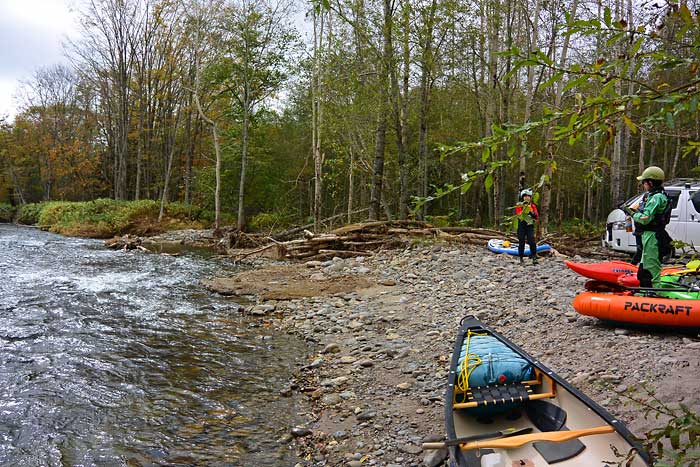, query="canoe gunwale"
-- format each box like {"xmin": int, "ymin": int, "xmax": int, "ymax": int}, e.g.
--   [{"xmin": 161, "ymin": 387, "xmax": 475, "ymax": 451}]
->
[{"xmin": 444, "ymin": 315, "xmax": 652, "ymax": 467}]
